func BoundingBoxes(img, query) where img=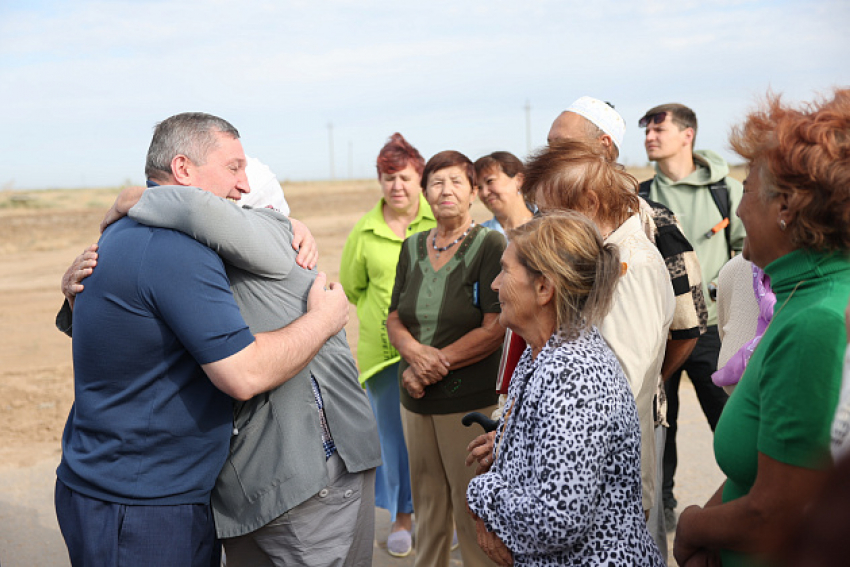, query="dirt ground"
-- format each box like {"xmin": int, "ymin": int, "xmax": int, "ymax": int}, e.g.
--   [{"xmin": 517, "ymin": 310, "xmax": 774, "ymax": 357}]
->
[
  {"xmin": 0, "ymin": 180, "xmax": 385, "ymax": 469},
  {"xmin": 0, "ymin": 171, "xmax": 727, "ymax": 565}
]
